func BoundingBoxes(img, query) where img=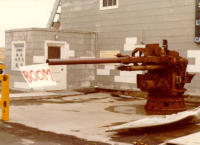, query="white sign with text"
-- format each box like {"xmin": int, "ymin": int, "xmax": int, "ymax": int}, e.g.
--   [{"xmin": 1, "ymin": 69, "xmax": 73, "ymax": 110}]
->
[{"xmin": 20, "ymin": 63, "xmax": 56, "ymax": 88}]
